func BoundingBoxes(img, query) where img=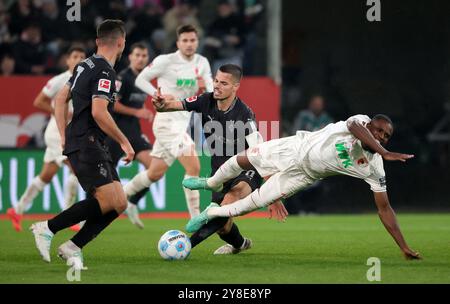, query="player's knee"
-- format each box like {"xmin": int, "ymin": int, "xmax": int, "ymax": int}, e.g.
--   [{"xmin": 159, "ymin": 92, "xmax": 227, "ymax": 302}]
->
[{"xmin": 148, "ymin": 169, "xmax": 164, "ymax": 182}]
